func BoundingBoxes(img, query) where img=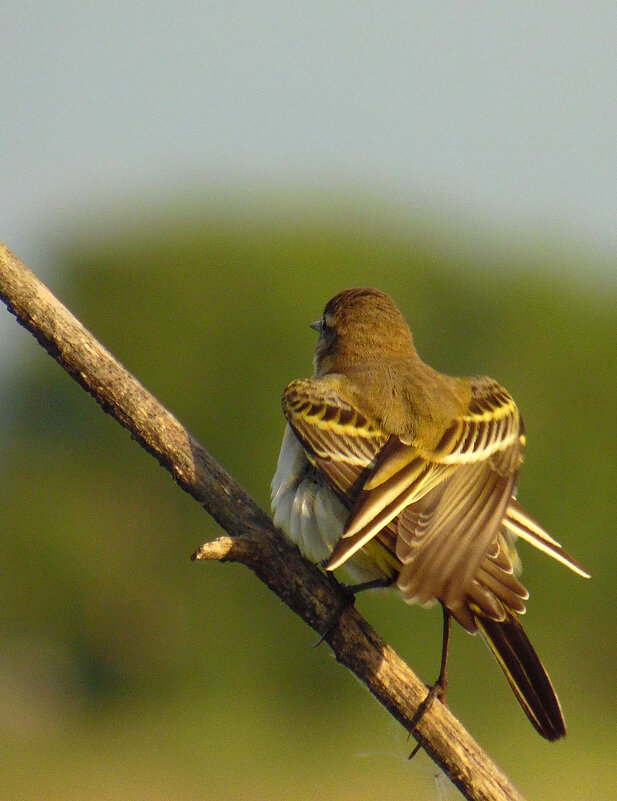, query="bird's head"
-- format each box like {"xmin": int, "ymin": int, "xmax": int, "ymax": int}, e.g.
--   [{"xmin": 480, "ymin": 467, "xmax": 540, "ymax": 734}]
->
[{"xmin": 311, "ymin": 287, "xmax": 415, "ymax": 376}]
